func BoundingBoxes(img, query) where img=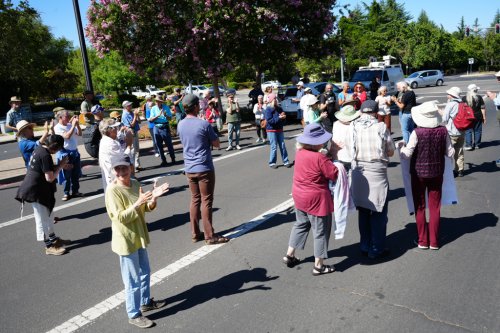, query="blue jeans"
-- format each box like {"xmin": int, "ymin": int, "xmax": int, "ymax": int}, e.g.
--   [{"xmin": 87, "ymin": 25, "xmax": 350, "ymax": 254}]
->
[
  {"xmin": 268, "ymin": 131, "xmax": 289, "ymax": 165},
  {"xmin": 465, "ymin": 121, "xmax": 482, "ymax": 148},
  {"xmin": 153, "ymin": 125, "xmax": 175, "ymax": 162},
  {"xmin": 227, "ymin": 122, "xmax": 241, "ymax": 147},
  {"xmin": 59, "ymin": 150, "xmax": 80, "ymax": 195},
  {"xmin": 399, "ymin": 112, "xmax": 415, "ymax": 143},
  {"xmin": 119, "ymin": 248, "xmax": 151, "ymax": 319},
  {"xmin": 358, "ymin": 200, "xmax": 388, "ymax": 257}
]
